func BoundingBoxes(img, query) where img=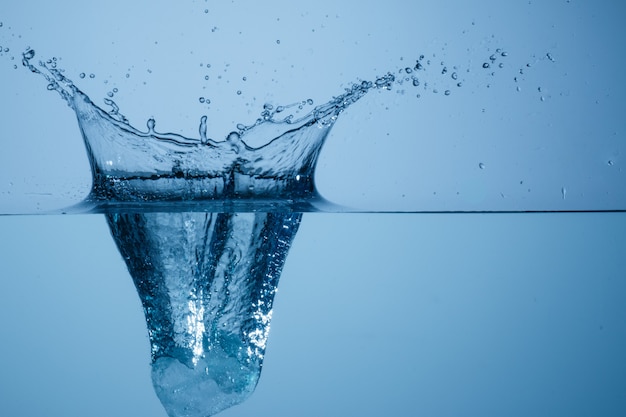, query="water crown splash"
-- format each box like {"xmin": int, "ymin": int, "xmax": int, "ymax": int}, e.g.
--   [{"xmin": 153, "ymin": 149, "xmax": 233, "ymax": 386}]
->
[{"xmin": 19, "ymin": 49, "xmax": 404, "ymax": 416}]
